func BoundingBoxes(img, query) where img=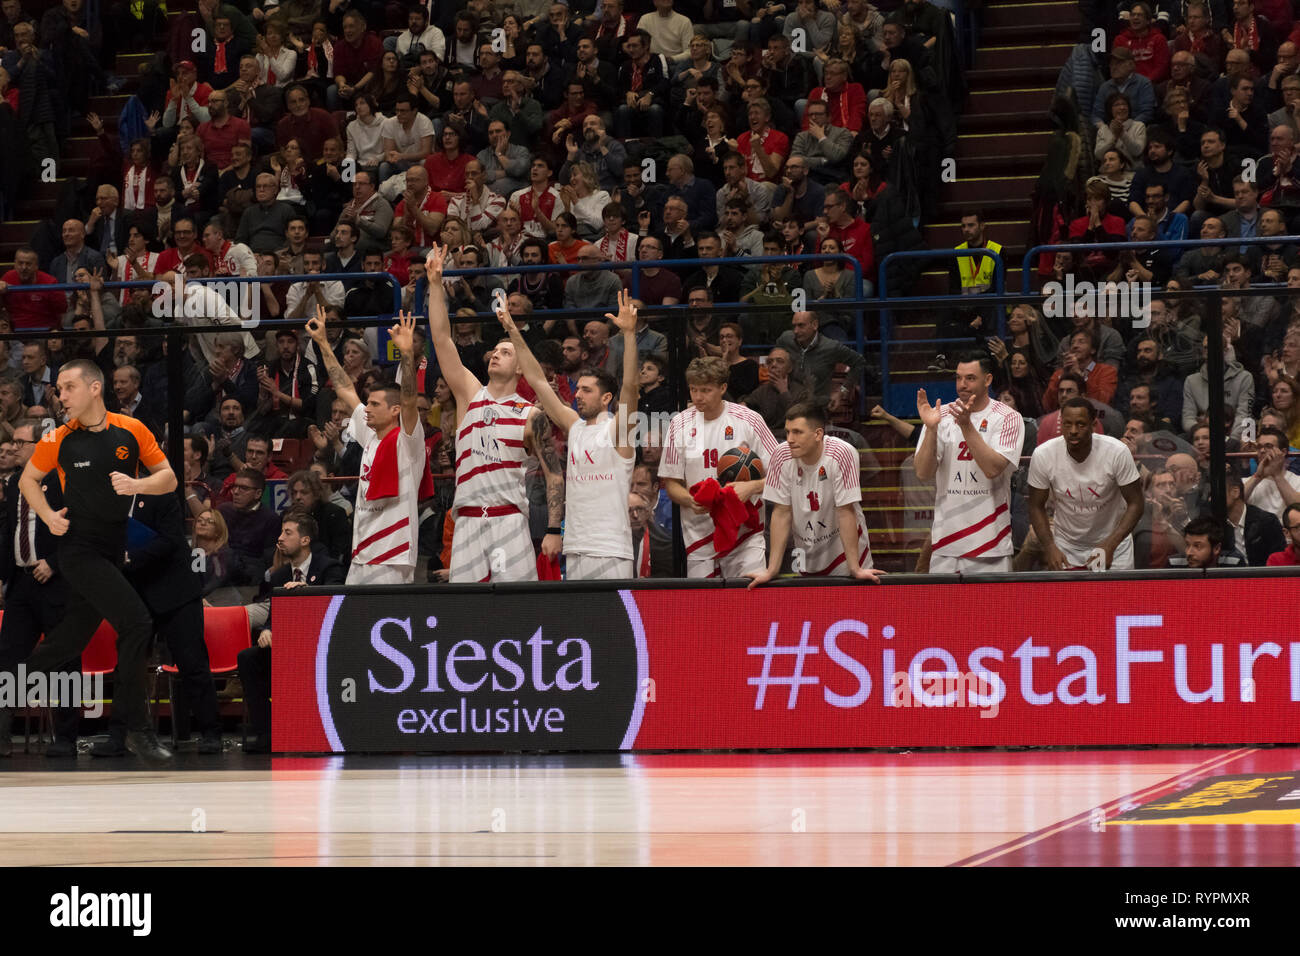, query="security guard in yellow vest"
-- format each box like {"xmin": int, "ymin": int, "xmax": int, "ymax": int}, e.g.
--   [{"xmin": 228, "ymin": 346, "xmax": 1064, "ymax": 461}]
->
[
  {"xmin": 949, "ymin": 212, "xmax": 1002, "ymax": 337},
  {"xmin": 955, "ymin": 212, "xmax": 1002, "ymax": 294}
]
